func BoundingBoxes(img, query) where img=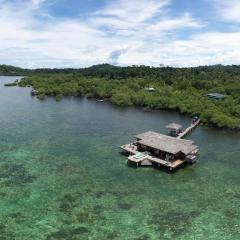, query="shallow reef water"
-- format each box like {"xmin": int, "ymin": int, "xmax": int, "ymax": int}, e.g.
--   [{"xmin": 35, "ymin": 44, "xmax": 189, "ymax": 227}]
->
[{"xmin": 0, "ymin": 76, "xmax": 239, "ymax": 240}]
